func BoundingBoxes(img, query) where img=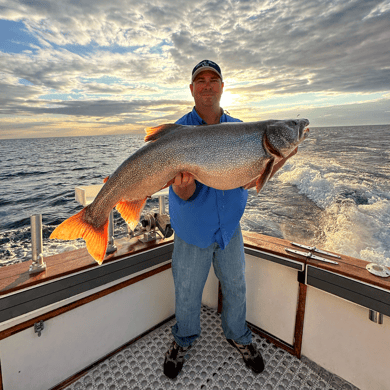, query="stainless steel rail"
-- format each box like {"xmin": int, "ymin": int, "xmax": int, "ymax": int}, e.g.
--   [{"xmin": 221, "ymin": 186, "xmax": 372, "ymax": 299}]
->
[{"xmin": 29, "ymin": 214, "xmax": 47, "ymax": 275}]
